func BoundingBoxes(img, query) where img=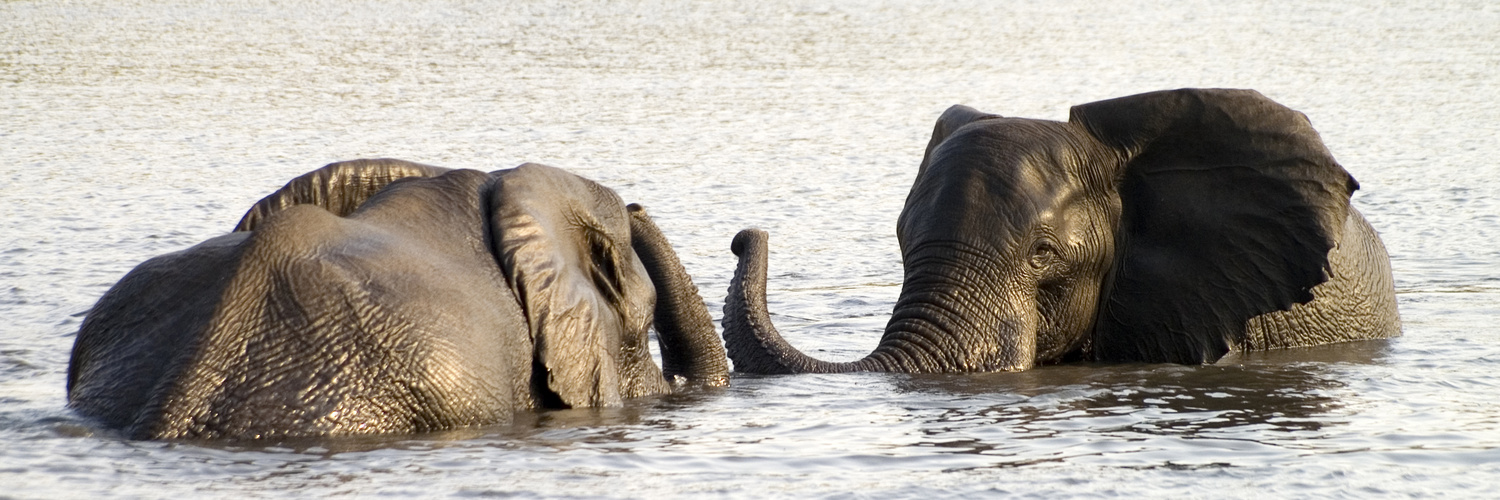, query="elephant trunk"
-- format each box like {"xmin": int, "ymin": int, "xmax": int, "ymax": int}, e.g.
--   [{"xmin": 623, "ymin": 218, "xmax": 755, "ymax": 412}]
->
[
  {"xmin": 628, "ymin": 204, "xmax": 730, "ymax": 387},
  {"xmin": 722, "ymin": 229, "xmax": 1036, "ymax": 374},
  {"xmin": 722, "ymin": 229, "xmax": 877, "ymax": 373},
  {"xmin": 873, "ymin": 252, "xmax": 1037, "ymax": 372}
]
